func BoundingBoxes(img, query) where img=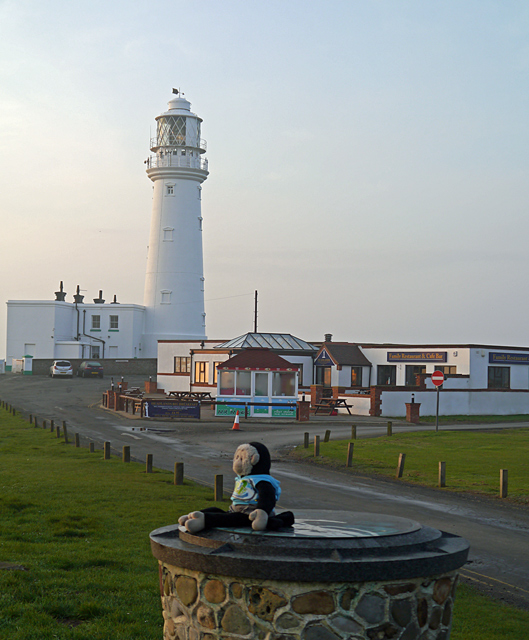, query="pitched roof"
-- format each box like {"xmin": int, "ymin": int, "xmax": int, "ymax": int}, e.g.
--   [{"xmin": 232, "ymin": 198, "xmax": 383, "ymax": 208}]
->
[
  {"xmin": 218, "ymin": 348, "xmax": 299, "ymax": 371},
  {"xmin": 215, "ymin": 332, "xmax": 316, "ymax": 352},
  {"xmin": 317, "ymin": 343, "xmax": 372, "ymax": 366}
]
